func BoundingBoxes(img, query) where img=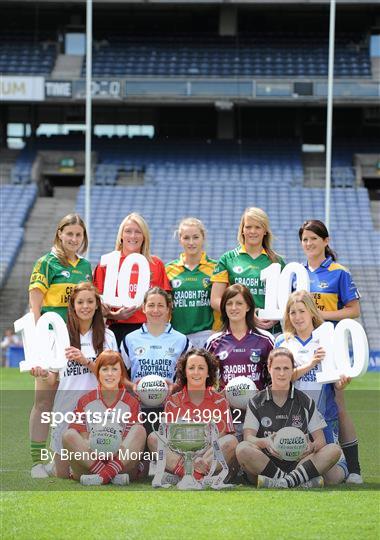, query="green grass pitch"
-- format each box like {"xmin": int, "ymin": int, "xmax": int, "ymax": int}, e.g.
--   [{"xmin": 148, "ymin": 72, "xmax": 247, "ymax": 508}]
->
[{"xmin": 1, "ymin": 368, "xmax": 379, "ymax": 539}]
